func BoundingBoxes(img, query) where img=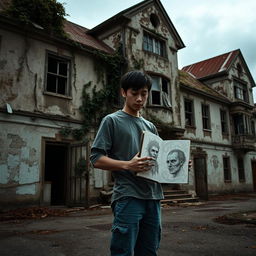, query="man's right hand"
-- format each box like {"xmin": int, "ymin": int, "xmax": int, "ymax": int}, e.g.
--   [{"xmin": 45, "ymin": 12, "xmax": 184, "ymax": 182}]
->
[{"xmin": 127, "ymin": 153, "xmax": 155, "ymax": 172}]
